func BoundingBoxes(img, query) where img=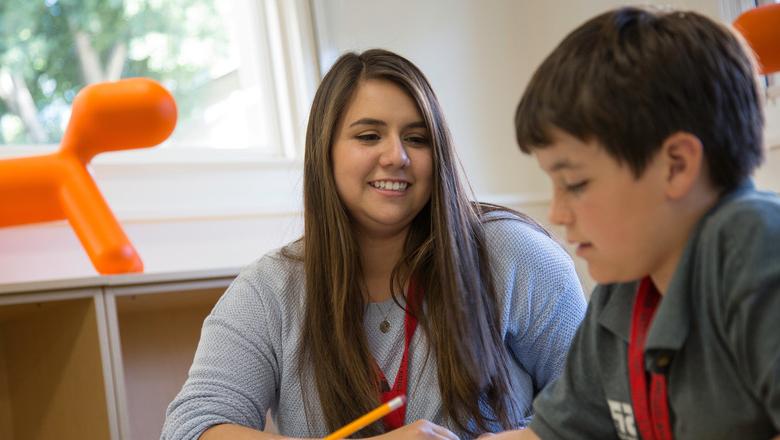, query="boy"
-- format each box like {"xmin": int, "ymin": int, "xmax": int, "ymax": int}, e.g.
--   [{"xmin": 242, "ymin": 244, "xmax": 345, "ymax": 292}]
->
[{"xmin": 493, "ymin": 6, "xmax": 780, "ymax": 440}]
